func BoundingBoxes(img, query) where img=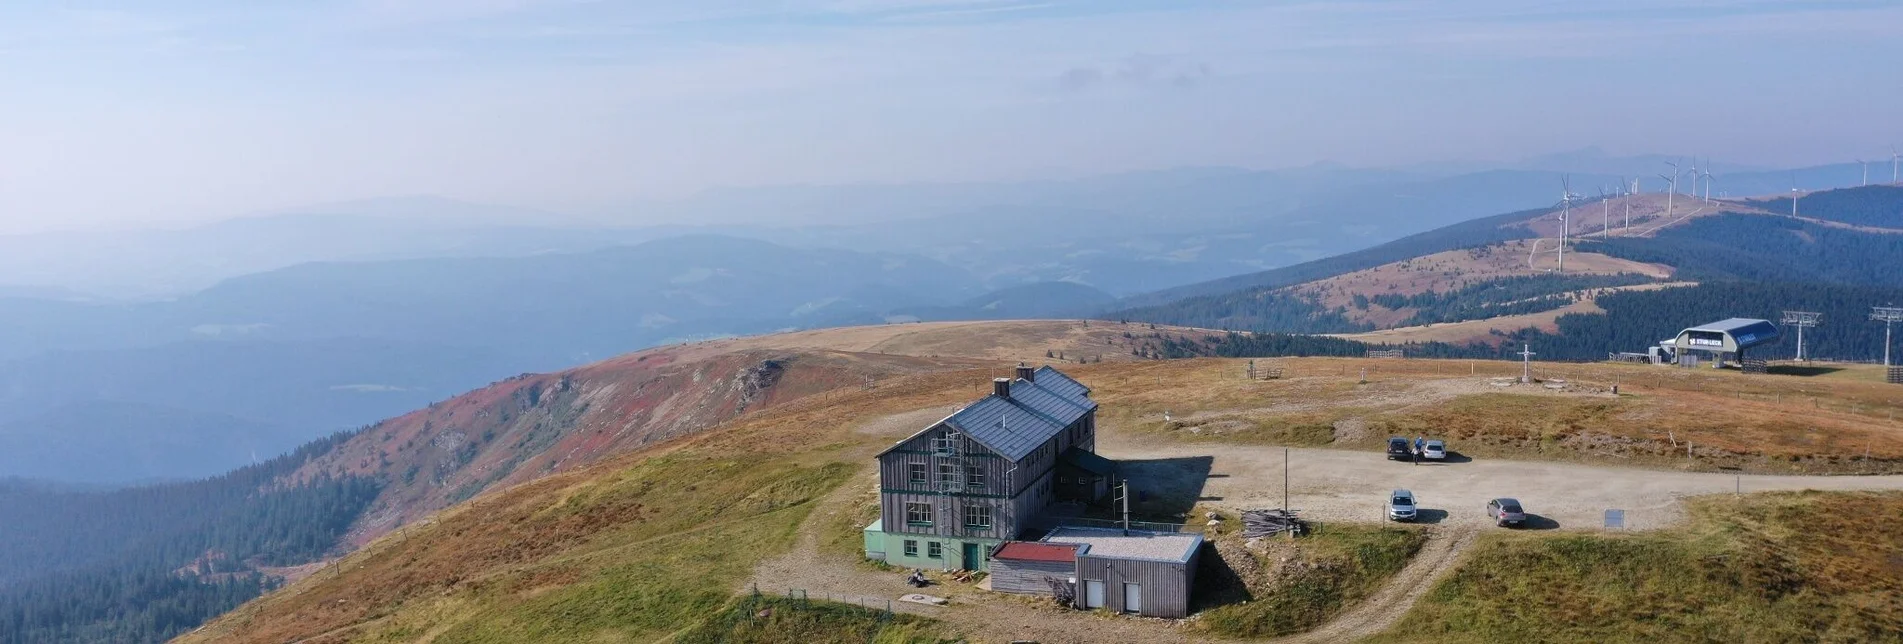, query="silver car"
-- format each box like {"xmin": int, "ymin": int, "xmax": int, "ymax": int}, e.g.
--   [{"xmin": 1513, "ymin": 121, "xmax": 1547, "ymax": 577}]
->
[
  {"xmin": 1422, "ymin": 439, "xmax": 1446, "ymax": 461},
  {"xmin": 1487, "ymin": 497, "xmax": 1526, "ymax": 527},
  {"xmin": 1388, "ymin": 489, "xmax": 1418, "ymax": 522}
]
